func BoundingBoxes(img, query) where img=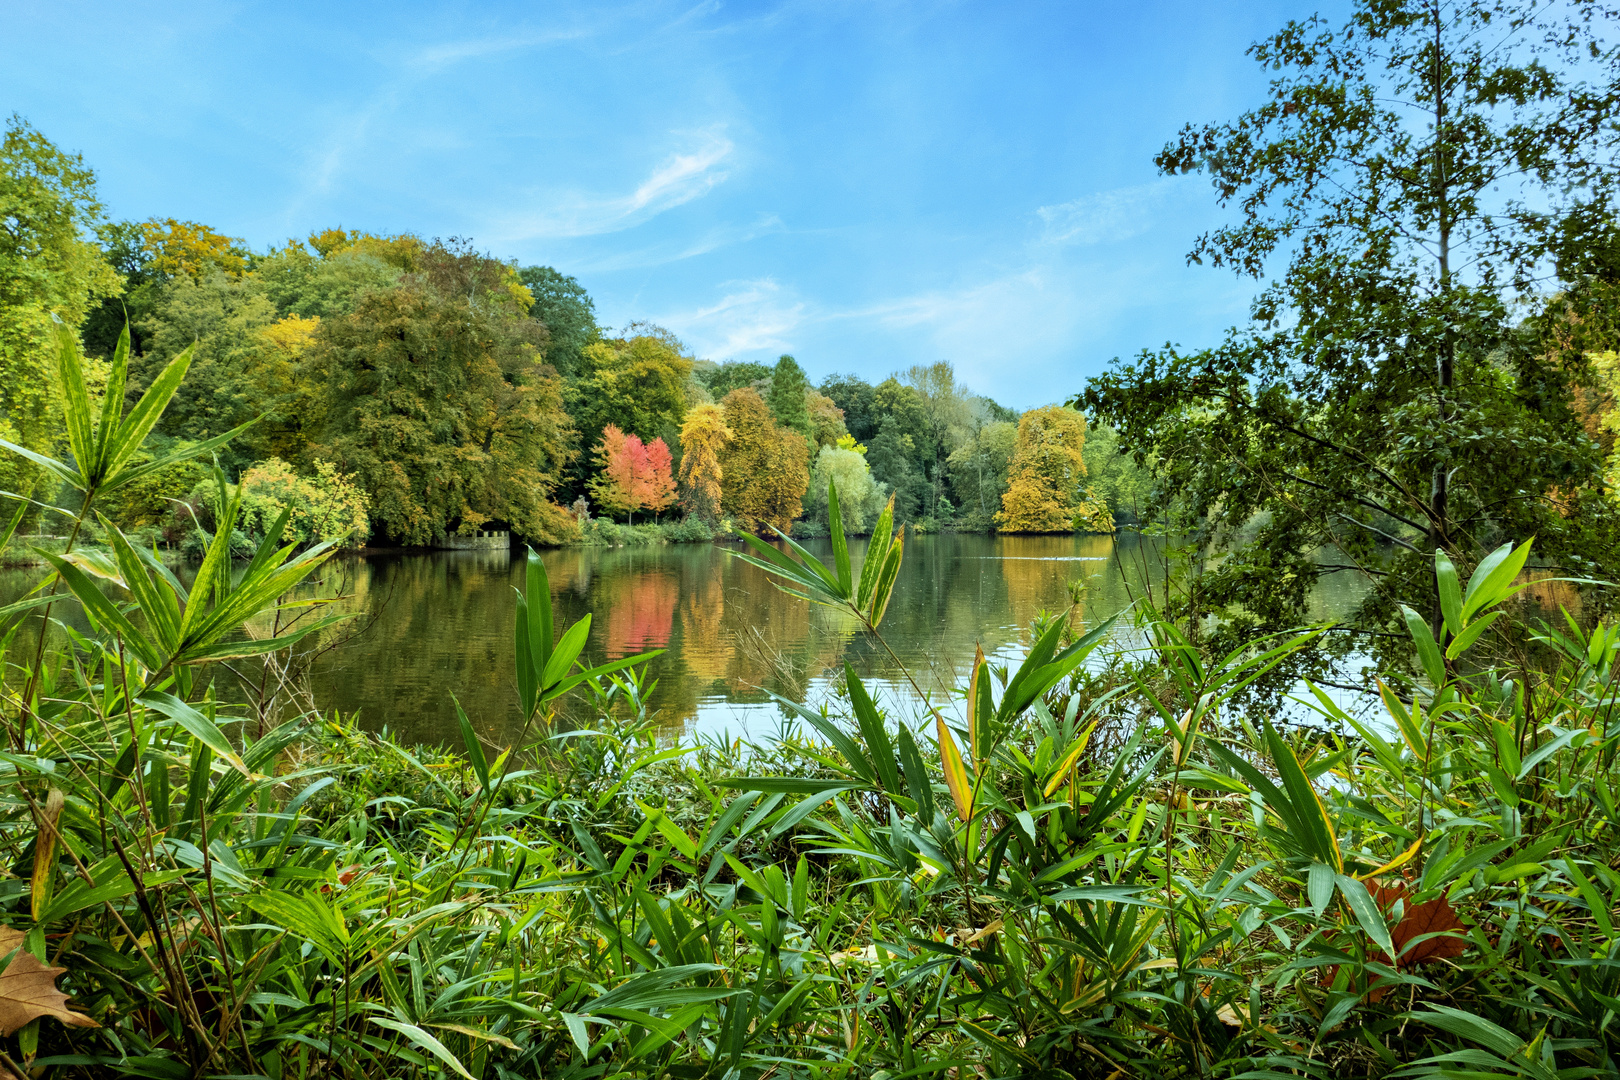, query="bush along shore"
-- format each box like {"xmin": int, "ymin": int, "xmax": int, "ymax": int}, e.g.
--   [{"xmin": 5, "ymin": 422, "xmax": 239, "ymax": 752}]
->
[{"xmin": 3, "ymin": 325, "xmax": 1620, "ymax": 1079}]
